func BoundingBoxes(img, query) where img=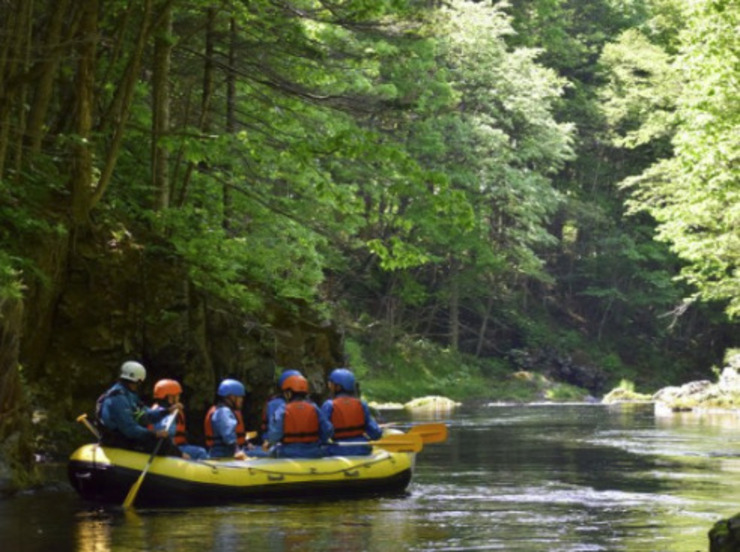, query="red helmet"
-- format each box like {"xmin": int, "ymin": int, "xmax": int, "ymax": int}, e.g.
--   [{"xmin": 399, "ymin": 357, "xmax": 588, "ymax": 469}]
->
[
  {"xmin": 153, "ymin": 379, "xmax": 183, "ymax": 399},
  {"xmin": 282, "ymin": 374, "xmax": 309, "ymax": 394}
]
